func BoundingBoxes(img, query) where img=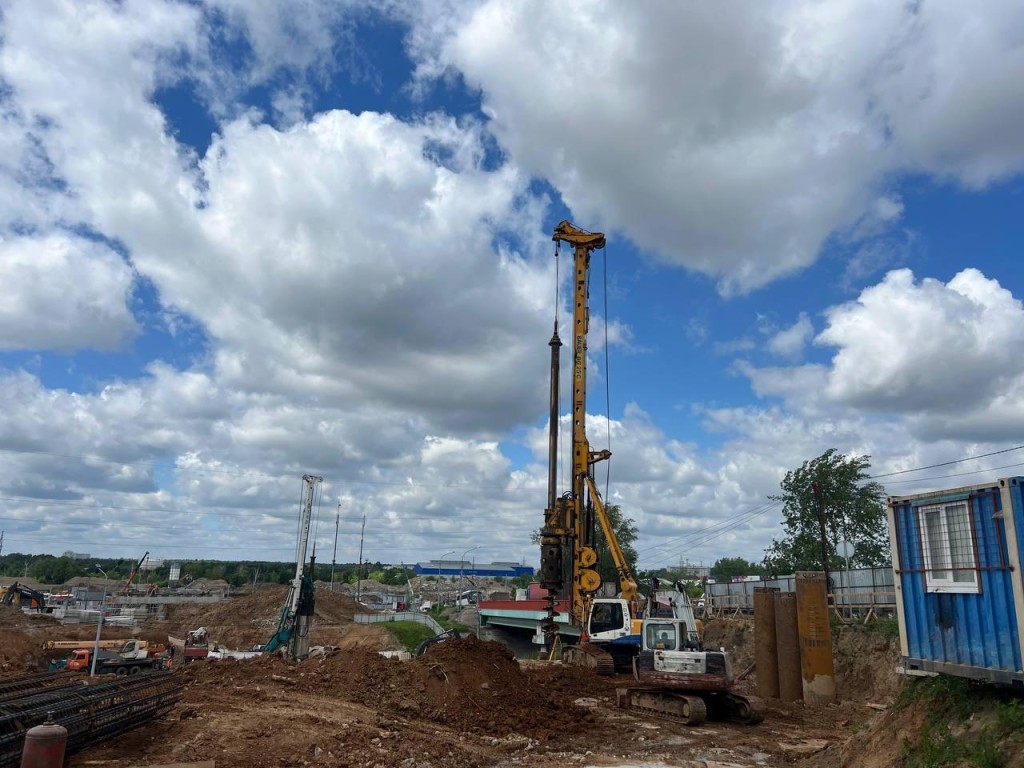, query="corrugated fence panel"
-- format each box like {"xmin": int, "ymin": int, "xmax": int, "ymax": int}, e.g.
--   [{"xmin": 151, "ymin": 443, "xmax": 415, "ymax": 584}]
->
[{"xmin": 707, "ymin": 569, "xmax": 892, "ymax": 612}]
